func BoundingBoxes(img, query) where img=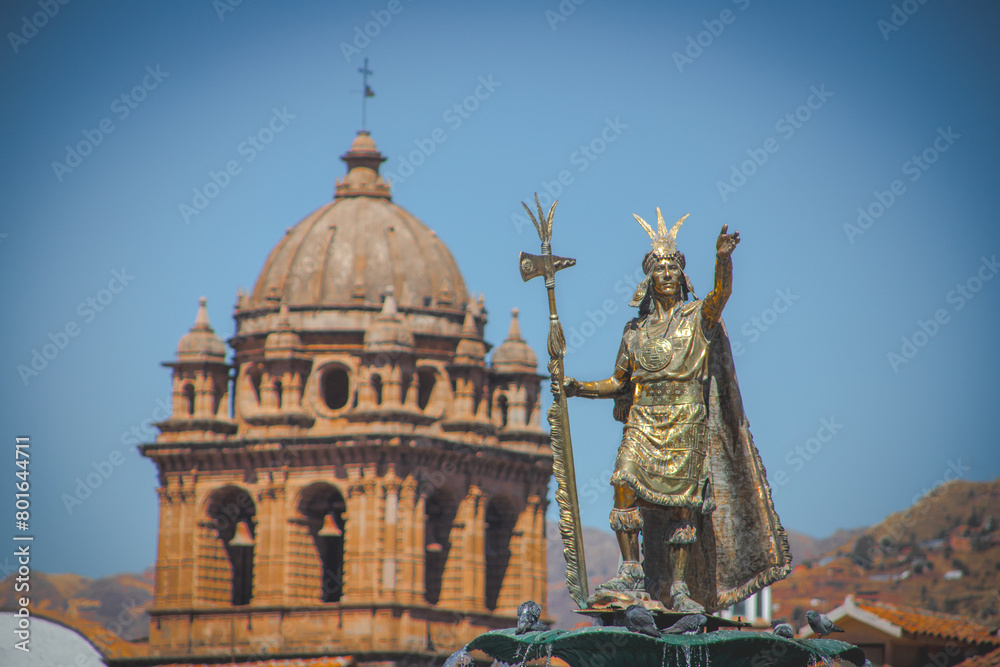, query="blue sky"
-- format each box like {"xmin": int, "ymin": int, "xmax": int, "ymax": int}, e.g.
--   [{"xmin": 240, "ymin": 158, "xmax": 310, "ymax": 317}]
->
[{"xmin": 1, "ymin": 0, "xmax": 998, "ymax": 578}]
